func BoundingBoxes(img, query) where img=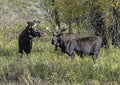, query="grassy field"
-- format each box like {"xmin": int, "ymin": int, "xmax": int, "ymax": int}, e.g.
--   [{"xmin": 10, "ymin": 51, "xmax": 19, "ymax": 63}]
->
[
  {"xmin": 0, "ymin": 20, "xmax": 120, "ymax": 85},
  {"xmin": 0, "ymin": 1, "xmax": 120, "ymax": 85}
]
